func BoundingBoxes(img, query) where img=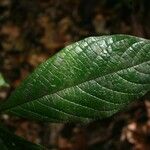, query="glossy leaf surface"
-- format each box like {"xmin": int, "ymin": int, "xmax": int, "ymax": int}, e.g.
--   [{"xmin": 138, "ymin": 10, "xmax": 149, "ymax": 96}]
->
[{"xmin": 0, "ymin": 35, "xmax": 150, "ymax": 123}]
